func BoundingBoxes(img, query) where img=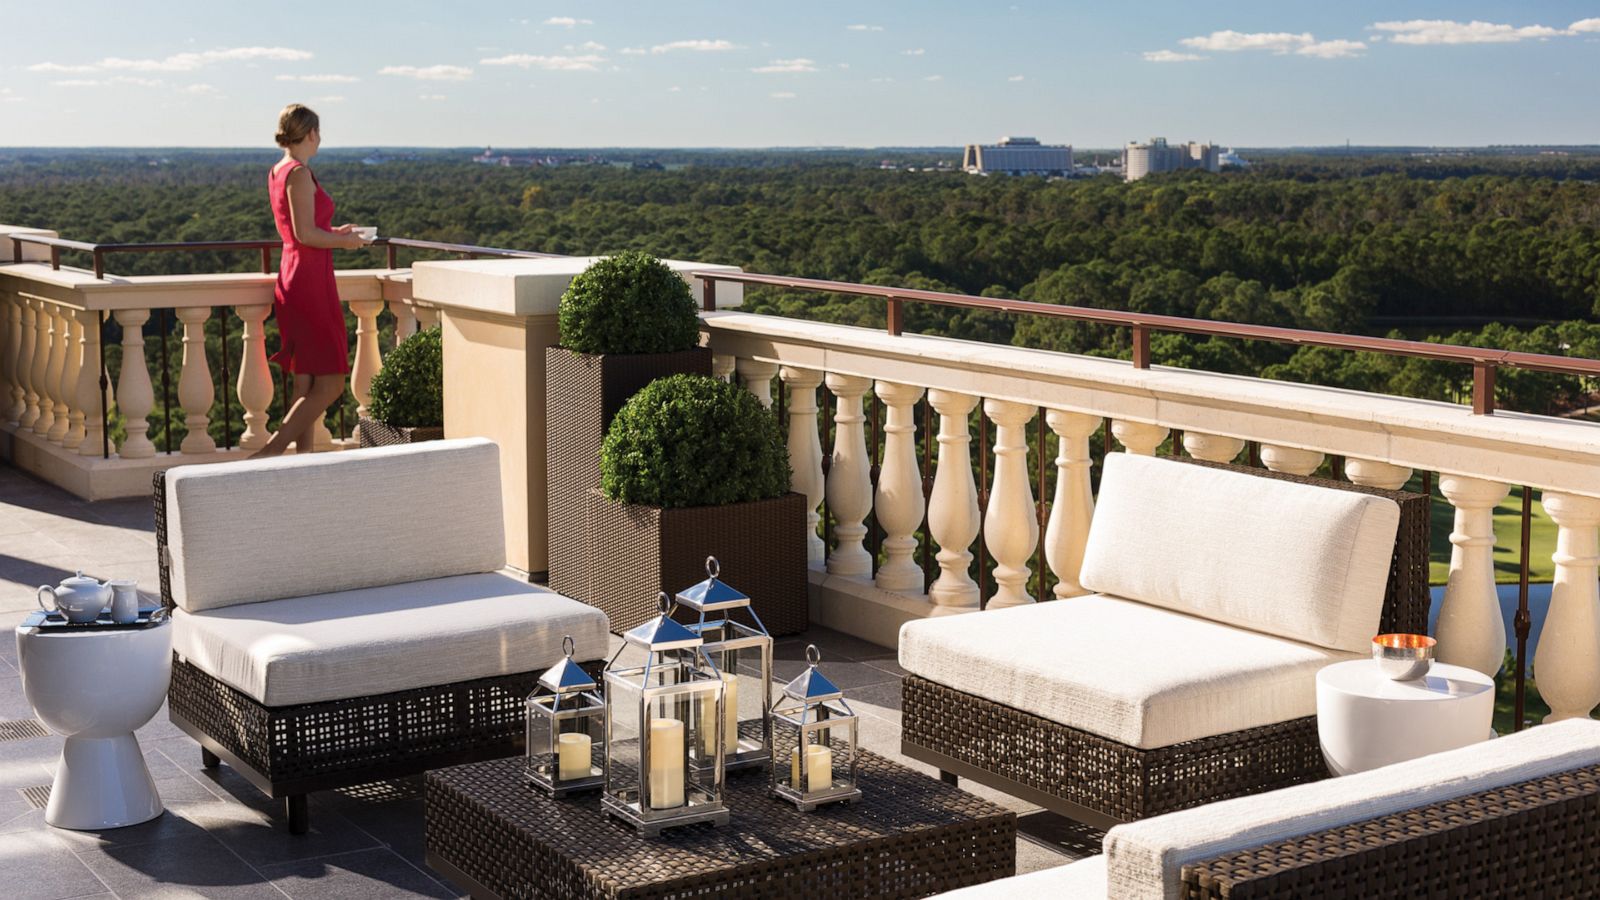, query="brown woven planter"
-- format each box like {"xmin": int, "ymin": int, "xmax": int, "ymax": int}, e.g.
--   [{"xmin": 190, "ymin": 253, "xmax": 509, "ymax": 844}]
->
[
  {"xmin": 357, "ymin": 417, "xmax": 444, "ymax": 448},
  {"xmin": 579, "ymin": 488, "xmax": 808, "ymax": 636},
  {"xmin": 545, "ymin": 346, "xmax": 711, "ymax": 598}
]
